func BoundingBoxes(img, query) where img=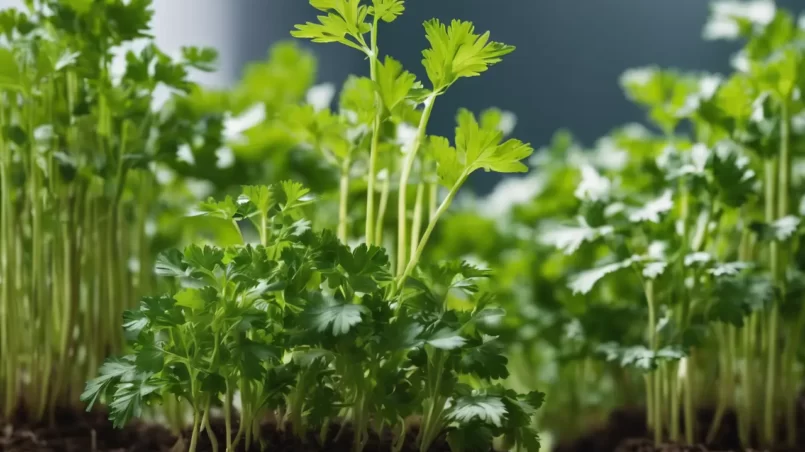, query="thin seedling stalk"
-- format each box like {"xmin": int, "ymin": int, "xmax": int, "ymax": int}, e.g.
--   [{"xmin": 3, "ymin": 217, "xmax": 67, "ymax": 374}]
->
[
  {"xmin": 396, "ymin": 94, "xmax": 437, "ymax": 273},
  {"xmin": 364, "ymin": 15, "xmax": 382, "ymax": 246}
]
